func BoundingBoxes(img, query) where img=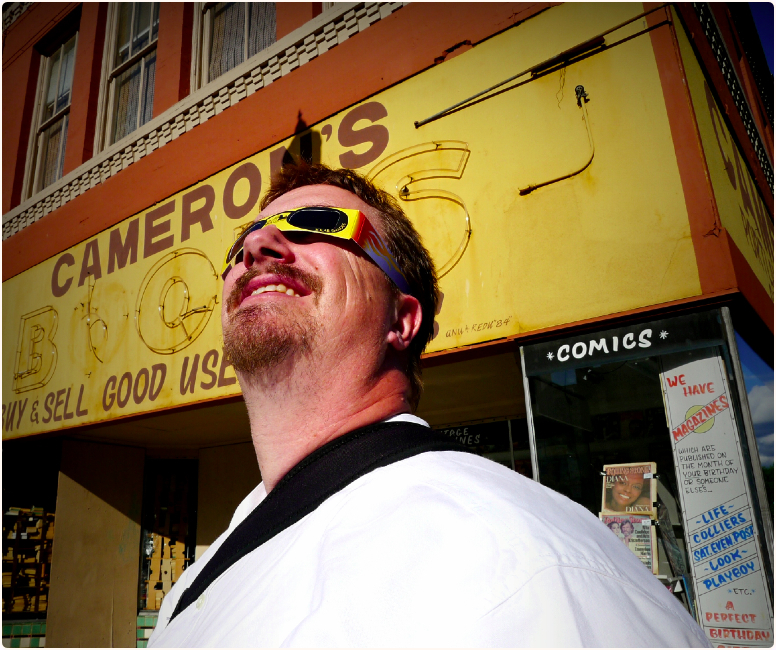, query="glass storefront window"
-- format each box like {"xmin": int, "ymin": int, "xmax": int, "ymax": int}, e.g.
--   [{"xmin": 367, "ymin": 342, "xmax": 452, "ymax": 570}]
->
[
  {"xmin": 735, "ymin": 332, "xmax": 774, "ymax": 516},
  {"xmin": 137, "ymin": 459, "xmax": 198, "ymax": 613},
  {"xmin": 521, "ymin": 309, "xmax": 774, "ymax": 639},
  {"xmin": 434, "ymin": 419, "xmax": 532, "ymax": 478},
  {"xmin": 528, "ymin": 355, "xmax": 678, "ymax": 515}
]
